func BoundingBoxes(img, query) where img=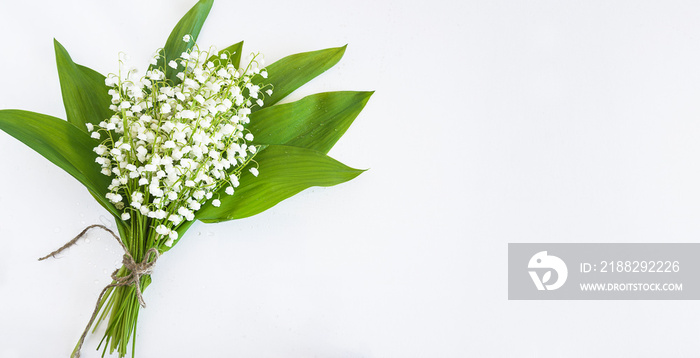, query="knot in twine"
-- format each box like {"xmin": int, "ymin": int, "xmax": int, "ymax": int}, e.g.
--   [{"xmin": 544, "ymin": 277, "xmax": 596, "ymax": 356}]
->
[{"xmin": 39, "ymin": 224, "xmax": 160, "ymax": 358}]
